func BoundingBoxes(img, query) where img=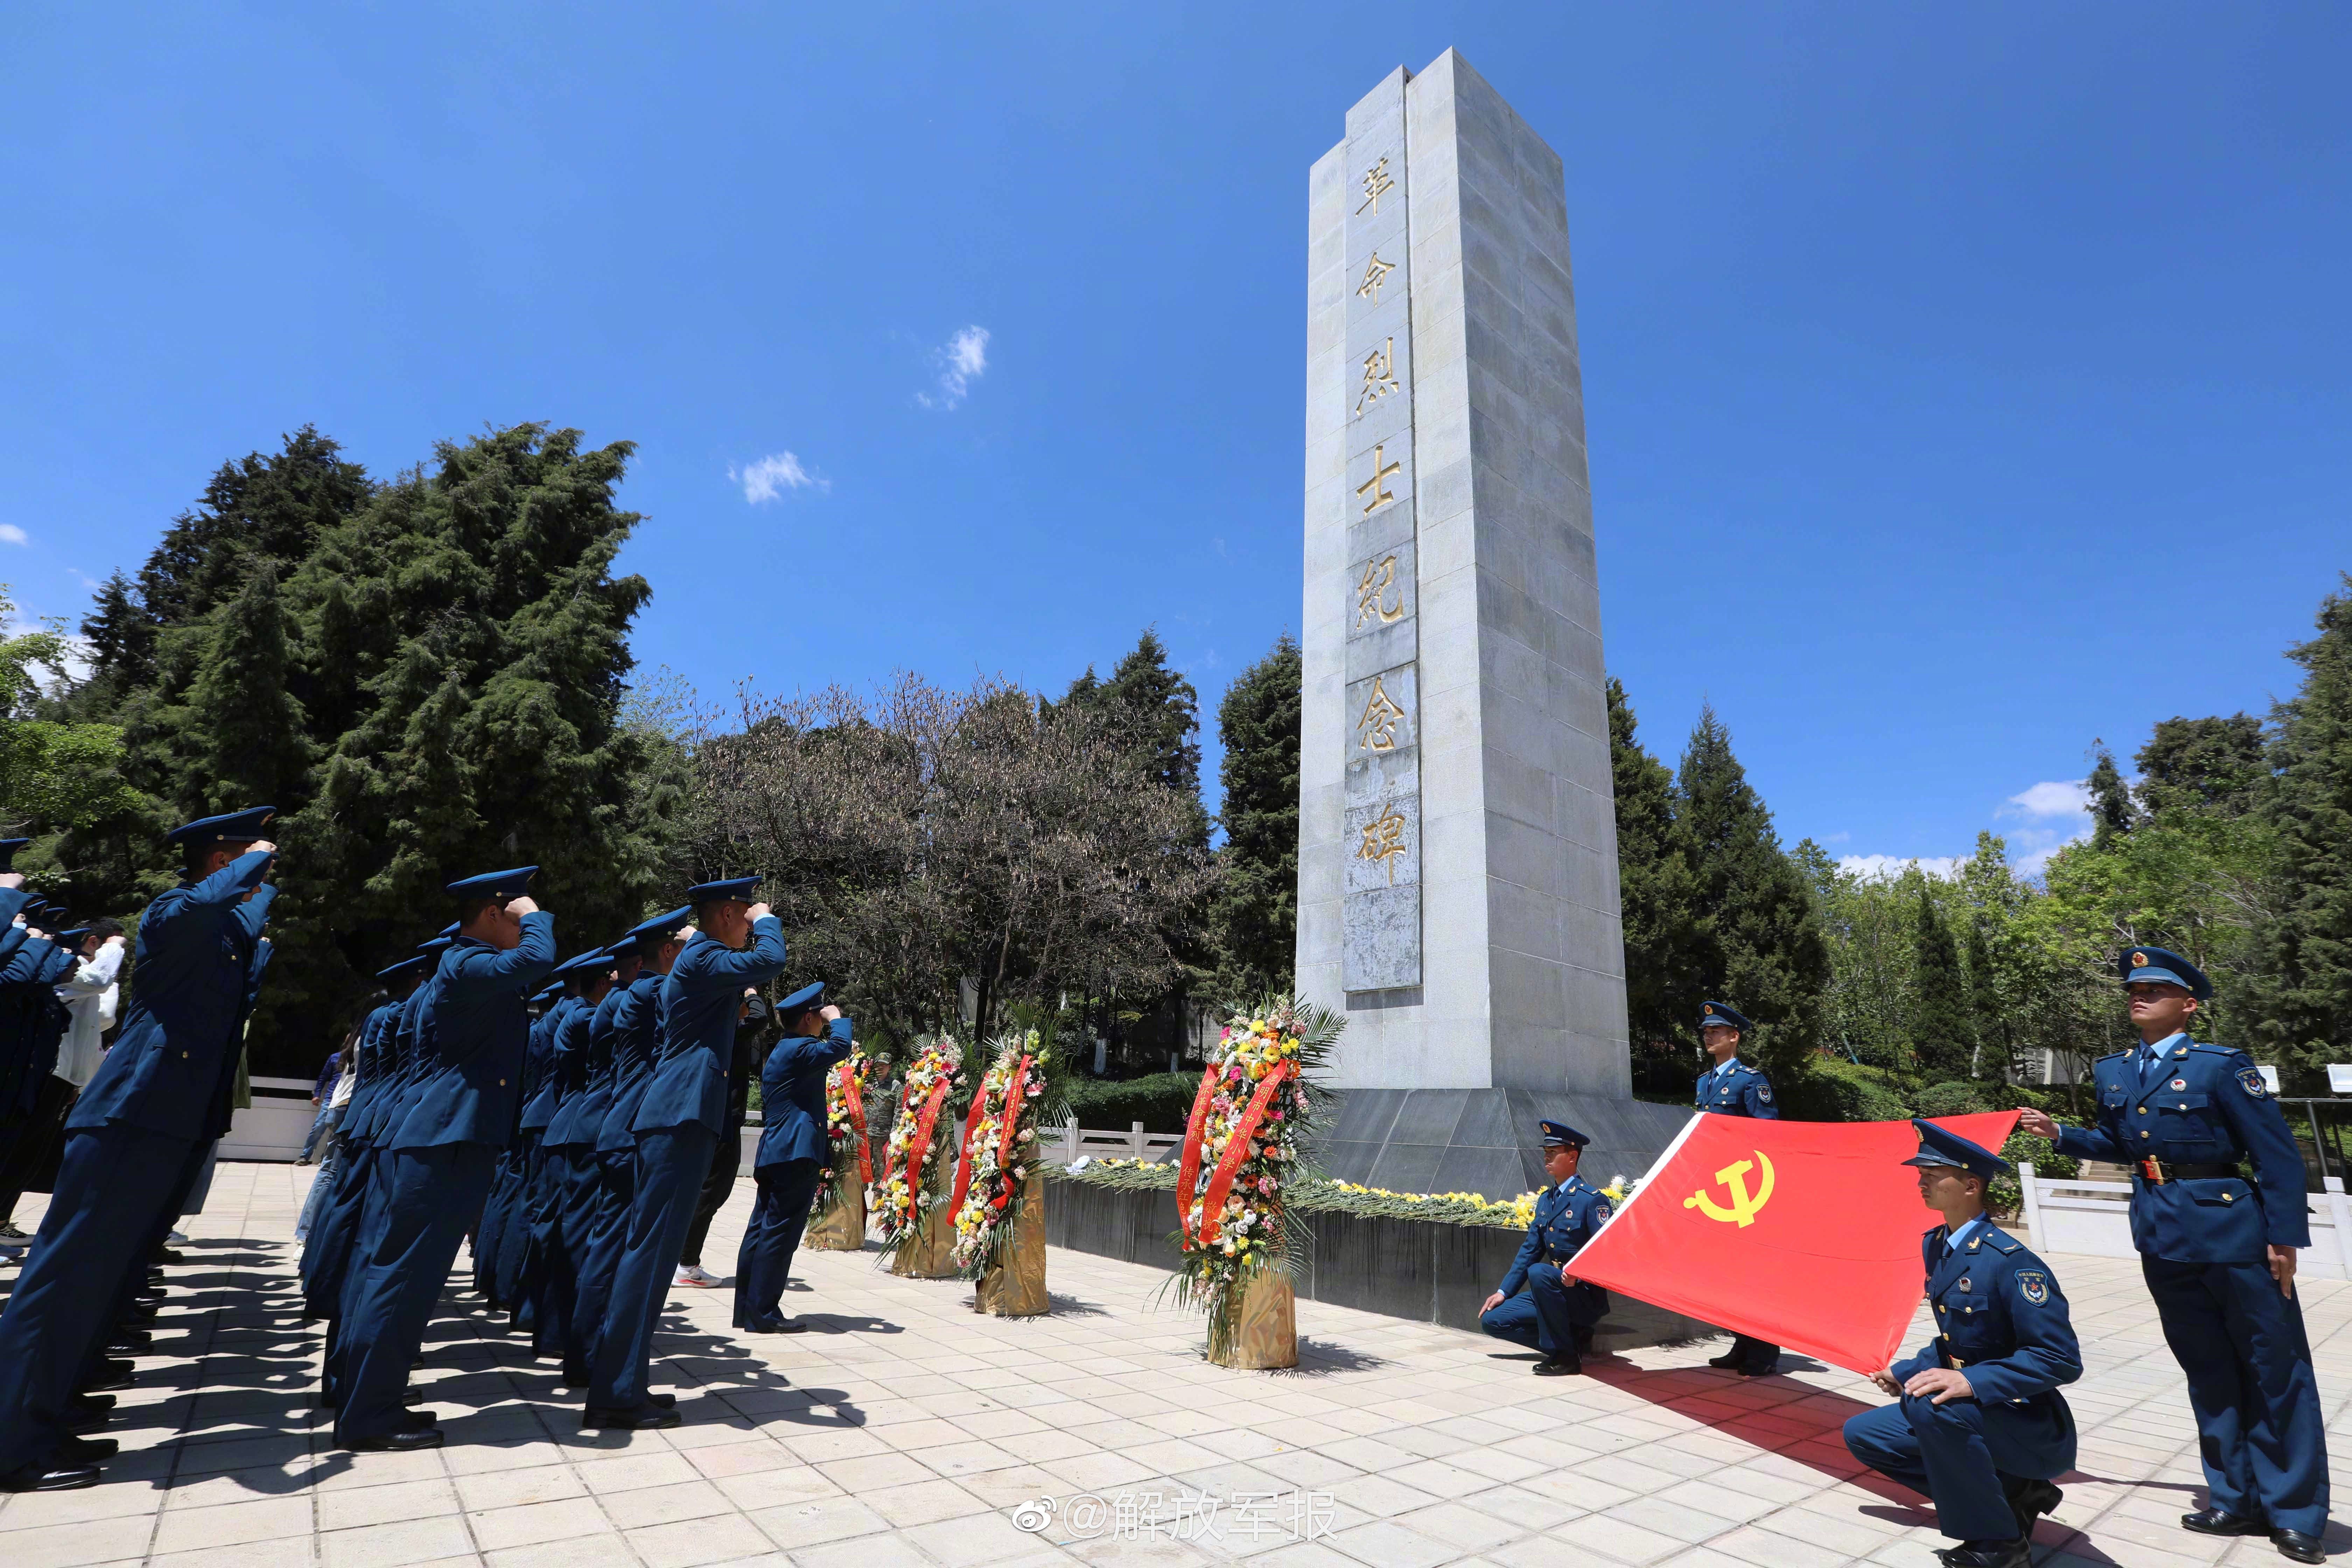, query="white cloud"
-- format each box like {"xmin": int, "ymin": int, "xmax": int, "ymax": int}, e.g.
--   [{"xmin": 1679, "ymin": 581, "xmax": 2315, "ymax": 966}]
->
[
  {"xmin": 2003, "ymin": 779, "xmax": 2091, "ymax": 819},
  {"xmin": 728, "ymin": 452, "xmax": 827, "ymax": 504},
  {"xmin": 1839, "ymin": 854, "xmax": 1964, "ymax": 882},
  {"xmin": 917, "ymin": 325, "xmax": 990, "ymax": 410},
  {"xmin": 0, "ymin": 524, "xmax": 27, "ymax": 546}
]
